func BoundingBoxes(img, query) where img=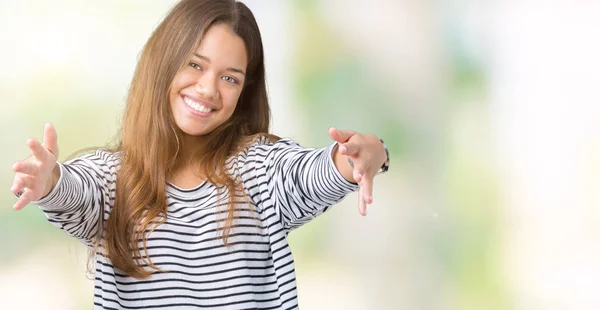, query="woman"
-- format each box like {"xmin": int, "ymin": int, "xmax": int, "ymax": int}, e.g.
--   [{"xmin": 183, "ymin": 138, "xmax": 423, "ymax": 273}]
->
[{"xmin": 10, "ymin": 0, "xmax": 389, "ymax": 308}]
